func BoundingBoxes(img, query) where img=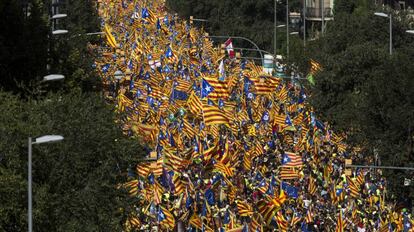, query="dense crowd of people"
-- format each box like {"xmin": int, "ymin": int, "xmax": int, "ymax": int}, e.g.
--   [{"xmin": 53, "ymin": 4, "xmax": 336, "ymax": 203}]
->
[{"xmin": 93, "ymin": 0, "xmax": 413, "ymax": 231}]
